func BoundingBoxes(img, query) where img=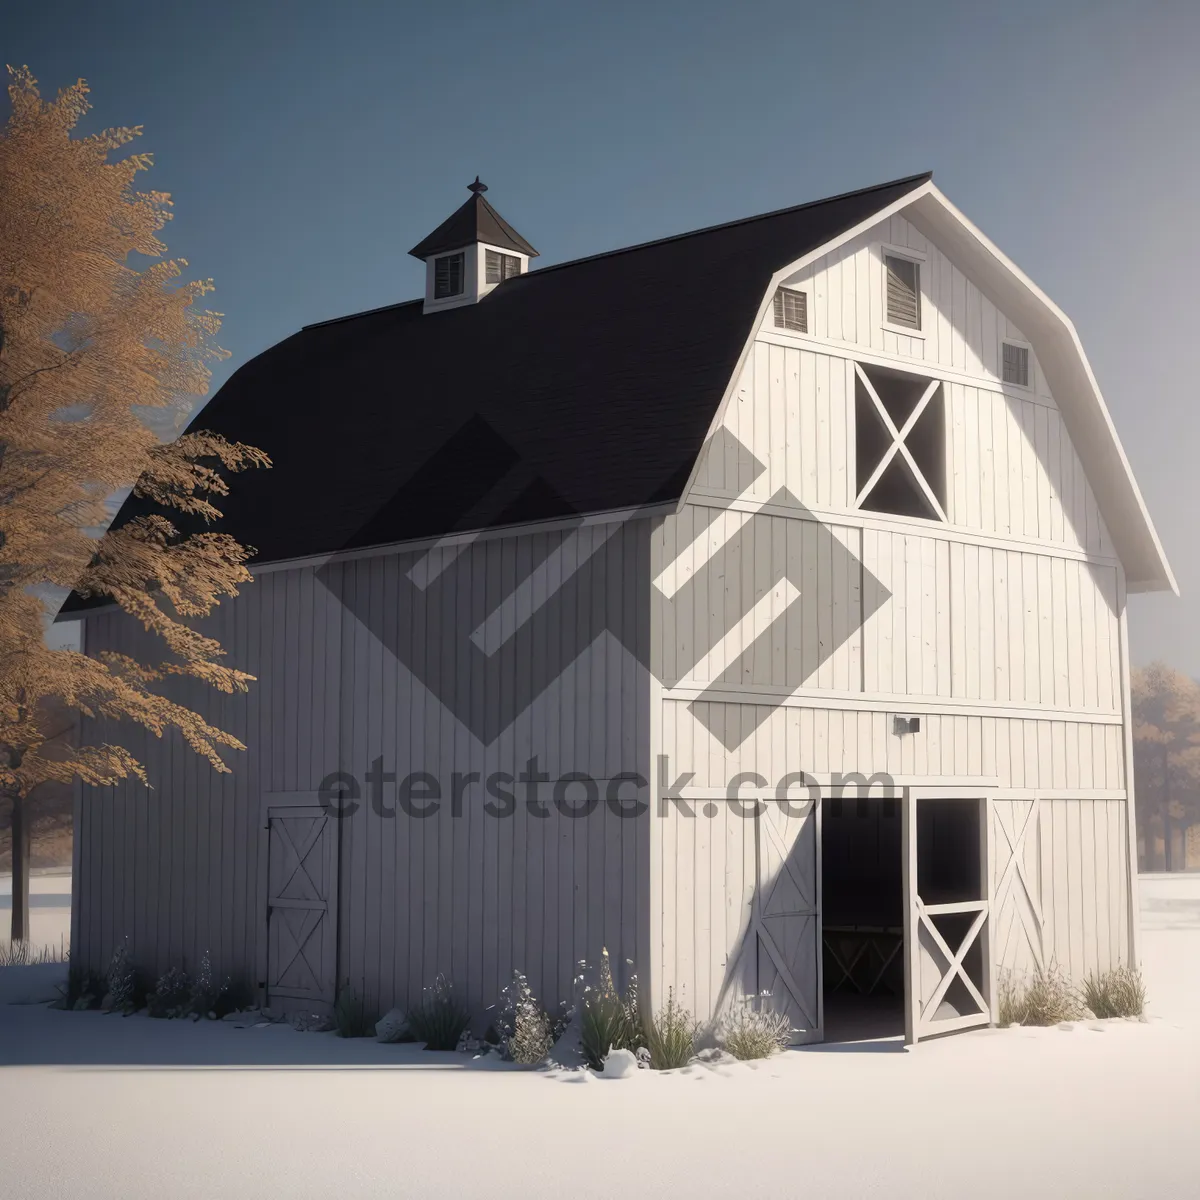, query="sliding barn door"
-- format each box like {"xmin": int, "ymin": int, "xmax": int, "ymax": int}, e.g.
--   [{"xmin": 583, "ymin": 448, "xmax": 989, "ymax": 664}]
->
[
  {"xmin": 753, "ymin": 798, "xmax": 823, "ymax": 1044},
  {"xmin": 902, "ymin": 792, "xmax": 992, "ymax": 1043}
]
